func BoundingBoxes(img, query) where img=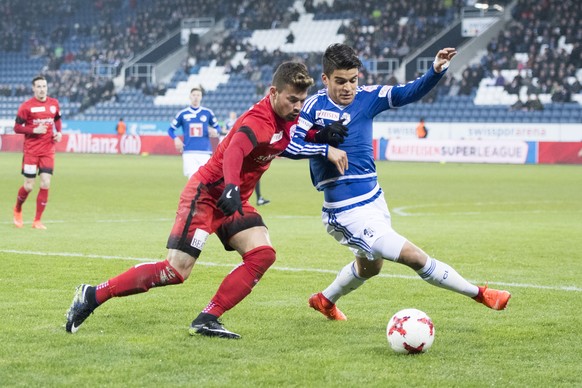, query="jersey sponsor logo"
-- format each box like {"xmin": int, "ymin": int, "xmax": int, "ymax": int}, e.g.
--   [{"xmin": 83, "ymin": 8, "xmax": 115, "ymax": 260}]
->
[
  {"xmin": 184, "ymin": 113, "xmax": 207, "ymax": 122},
  {"xmin": 316, "ymin": 110, "xmax": 340, "ymax": 121},
  {"xmin": 254, "ymin": 153, "xmax": 279, "ymax": 164},
  {"xmin": 32, "ymin": 118, "xmax": 54, "ymax": 126},
  {"xmin": 270, "ymin": 131, "xmax": 283, "ymax": 144},
  {"xmin": 189, "ymin": 123, "xmax": 203, "ymax": 137},
  {"xmin": 31, "ymin": 106, "xmax": 46, "ymax": 113},
  {"xmin": 191, "ymin": 228, "xmax": 209, "ymax": 250}
]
